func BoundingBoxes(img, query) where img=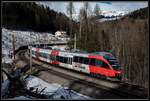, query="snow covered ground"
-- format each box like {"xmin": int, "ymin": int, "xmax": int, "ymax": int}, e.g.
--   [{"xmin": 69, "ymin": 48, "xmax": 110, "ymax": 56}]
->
[
  {"xmin": 2, "ymin": 28, "xmax": 69, "ymax": 64},
  {"xmin": 3, "ymin": 75, "xmax": 91, "ymax": 99},
  {"xmin": 23, "ymin": 75, "xmax": 91, "ymax": 99}
]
